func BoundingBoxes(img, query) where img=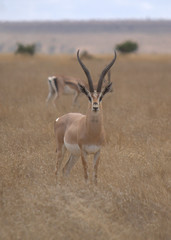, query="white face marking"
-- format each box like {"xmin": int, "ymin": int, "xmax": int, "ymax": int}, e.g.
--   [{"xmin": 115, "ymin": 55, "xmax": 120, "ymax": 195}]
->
[
  {"xmin": 90, "ymin": 91, "xmax": 101, "ymax": 112},
  {"xmin": 93, "ymin": 91, "xmax": 98, "ymax": 97},
  {"xmin": 56, "ymin": 118, "xmax": 59, "ymax": 122}
]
